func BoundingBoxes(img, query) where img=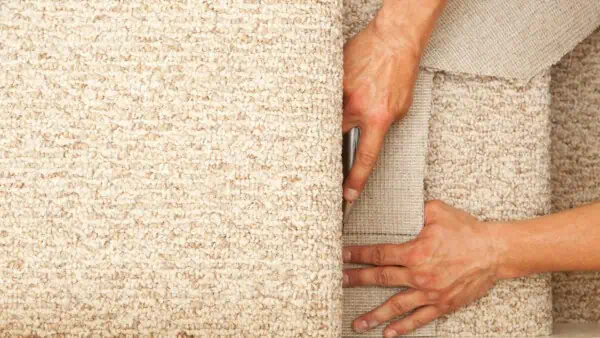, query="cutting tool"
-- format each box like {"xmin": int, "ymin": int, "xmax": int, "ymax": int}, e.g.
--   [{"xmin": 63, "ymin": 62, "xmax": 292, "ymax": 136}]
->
[{"xmin": 342, "ymin": 127, "xmax": 360, "ymax": 224}]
